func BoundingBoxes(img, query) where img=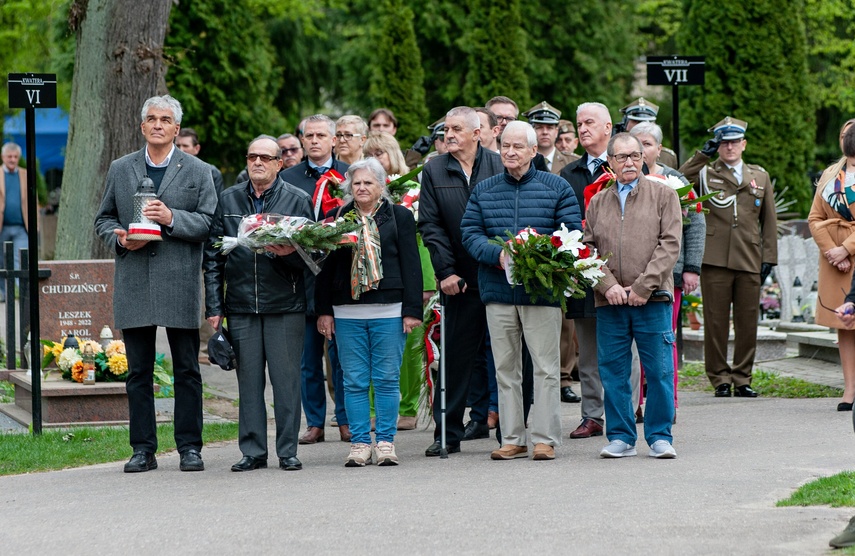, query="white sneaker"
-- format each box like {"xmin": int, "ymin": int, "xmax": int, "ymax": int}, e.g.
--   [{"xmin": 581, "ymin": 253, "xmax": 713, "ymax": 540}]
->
[
  {"xmin": 374, "ymin": 441, "xmax": 399, "ymax": 466},
  {"xmin": 345, "ymin": 443, "xmax": 373, "ymax": 467},
  {"xmin": 599, "ymin": 440, "xmax": 637, "ymax": 458},
  {"xmin": 648, "ymin": 440, "xmax": 677, "ymax": 459}
]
